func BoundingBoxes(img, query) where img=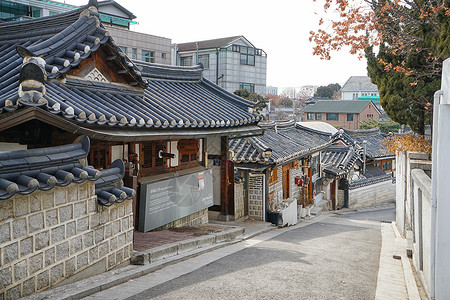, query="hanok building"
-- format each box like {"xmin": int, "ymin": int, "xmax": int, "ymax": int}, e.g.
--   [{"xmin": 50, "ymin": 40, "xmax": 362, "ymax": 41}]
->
[
  {"xmin": 329, "ymin": 127, "xmax": 396, "ymax": 208},
  {"xmin": 0, "ymin": 1, "xmax": 262, "ymax": 236},
  {"xmin": 230, "ymin": 120, "xmax": 332, "ymax": 226},
  {"xmin": 303, "ymin": 100, "xmax": 381, "ymax": 130},
  {"xmin": 174, "ymin": 36, "xmax": 267, "ymax": 96}
]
